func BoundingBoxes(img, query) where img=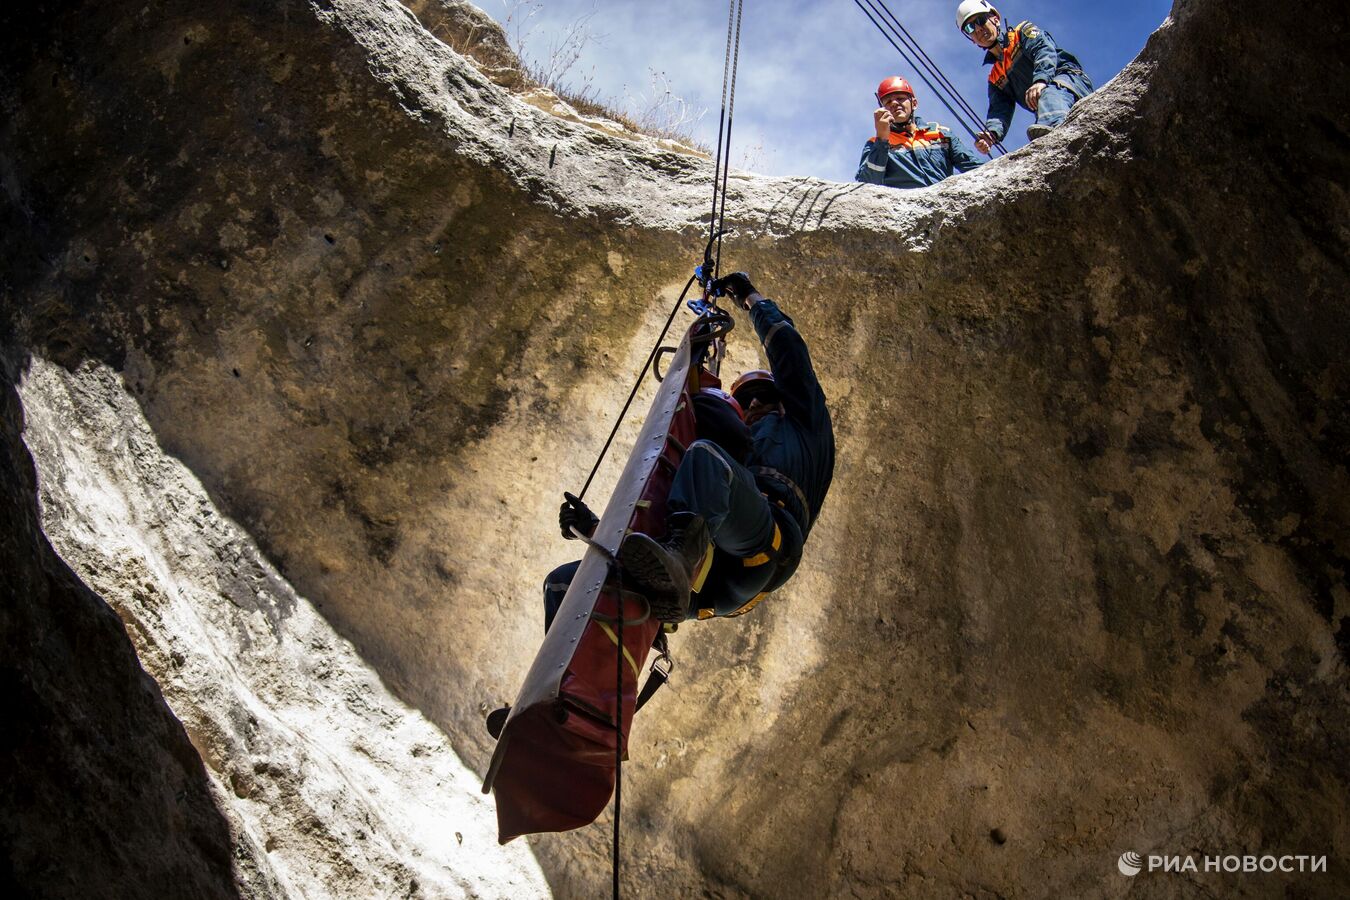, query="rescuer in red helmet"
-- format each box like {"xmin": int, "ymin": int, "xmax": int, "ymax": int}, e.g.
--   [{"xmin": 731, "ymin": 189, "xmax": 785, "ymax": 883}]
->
[
  {"xmin": 855, "ymin": 75, "xmax": 984, "ymax": 189},
  {"xmin": 552, "ymin": 273, "xmax": 834, "ymax": 624}
]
